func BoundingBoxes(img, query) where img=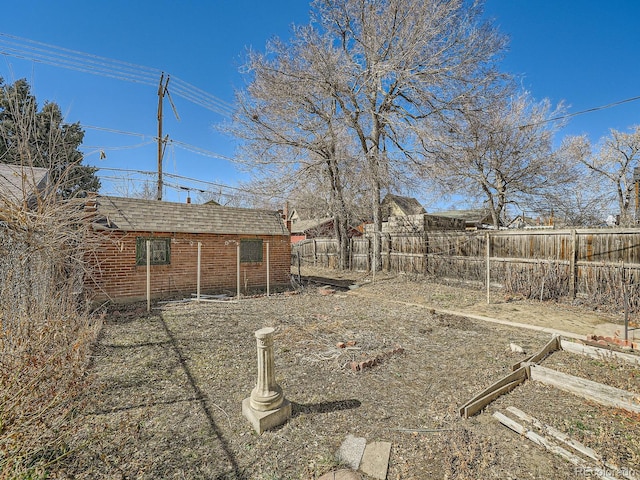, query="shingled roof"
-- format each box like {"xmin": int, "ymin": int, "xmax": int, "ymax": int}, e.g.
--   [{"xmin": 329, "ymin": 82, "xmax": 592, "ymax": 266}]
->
[
  {"xmin": 381, "ymin": 194, "xmax": 425, "ymax": 220},
  {"xmin": 0, "ymin": 164, "xmax": 50, "ymax": 204},
  {"xmin": 290, "ymin": 217, "xmax": 333, "ymax": 234},
  {"xmin": 431, "ymin": 208, "xmax": 497, "ymax": 227},
  {"xmin": 92, "ymin": 196, "xmax": 289, "ymax": 236}
]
